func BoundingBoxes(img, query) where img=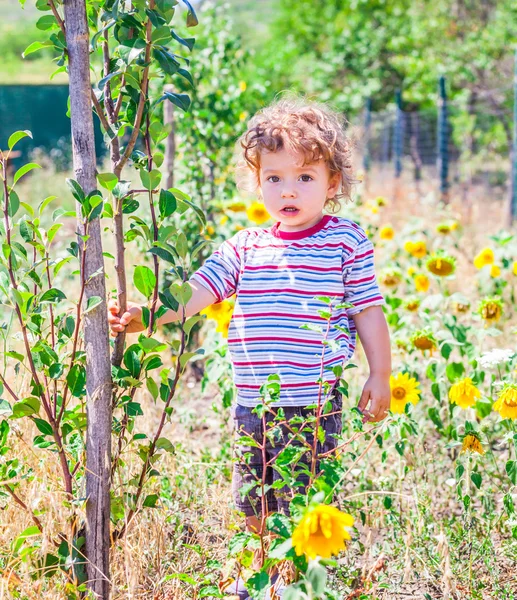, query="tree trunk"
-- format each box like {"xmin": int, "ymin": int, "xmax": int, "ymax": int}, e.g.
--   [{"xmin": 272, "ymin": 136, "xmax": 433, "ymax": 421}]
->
[
  {"xmin": 164, "ymin": 84, "xmax": 176, "ymax": 189},
  {"xmin": 63, "ymin": 1, "xmax": 112, "ymax": 597}
]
